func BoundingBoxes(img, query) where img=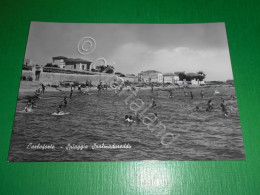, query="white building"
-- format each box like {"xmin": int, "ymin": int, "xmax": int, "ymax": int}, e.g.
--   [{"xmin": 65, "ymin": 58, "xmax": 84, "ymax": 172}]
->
[
  {"xmin": 64, "ymin": 58, "xmax": 92, "ymax": 71},
  {"xmin": 163, "ymin": 73, "xmax": 179, "ymax": 84},
  {"xmin": 52, "ymin": 56, "xmax": 67, "ymax": 68},
  {"xmin": 52, "ymin": 56, "xmax": 92, "ymax": 71},
  {"xmin": 138, "ymin": 70, "xmax": 163, "ymax": 83}
]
